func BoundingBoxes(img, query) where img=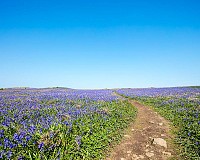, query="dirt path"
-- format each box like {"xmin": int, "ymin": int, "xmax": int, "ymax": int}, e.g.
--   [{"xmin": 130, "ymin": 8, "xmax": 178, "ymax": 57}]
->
[{"xmin": 107, "ymin": 100, "xmax": 177, "ymax": 160}]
